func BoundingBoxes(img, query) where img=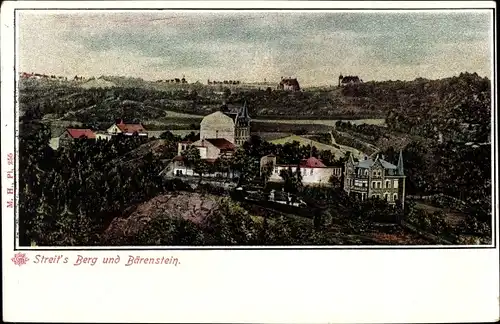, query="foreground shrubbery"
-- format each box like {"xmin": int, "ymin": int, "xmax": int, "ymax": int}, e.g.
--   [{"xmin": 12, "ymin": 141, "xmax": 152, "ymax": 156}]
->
[{"xmin": 404, "ymin": 200, "xmax": 491, "ymax": 244}]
